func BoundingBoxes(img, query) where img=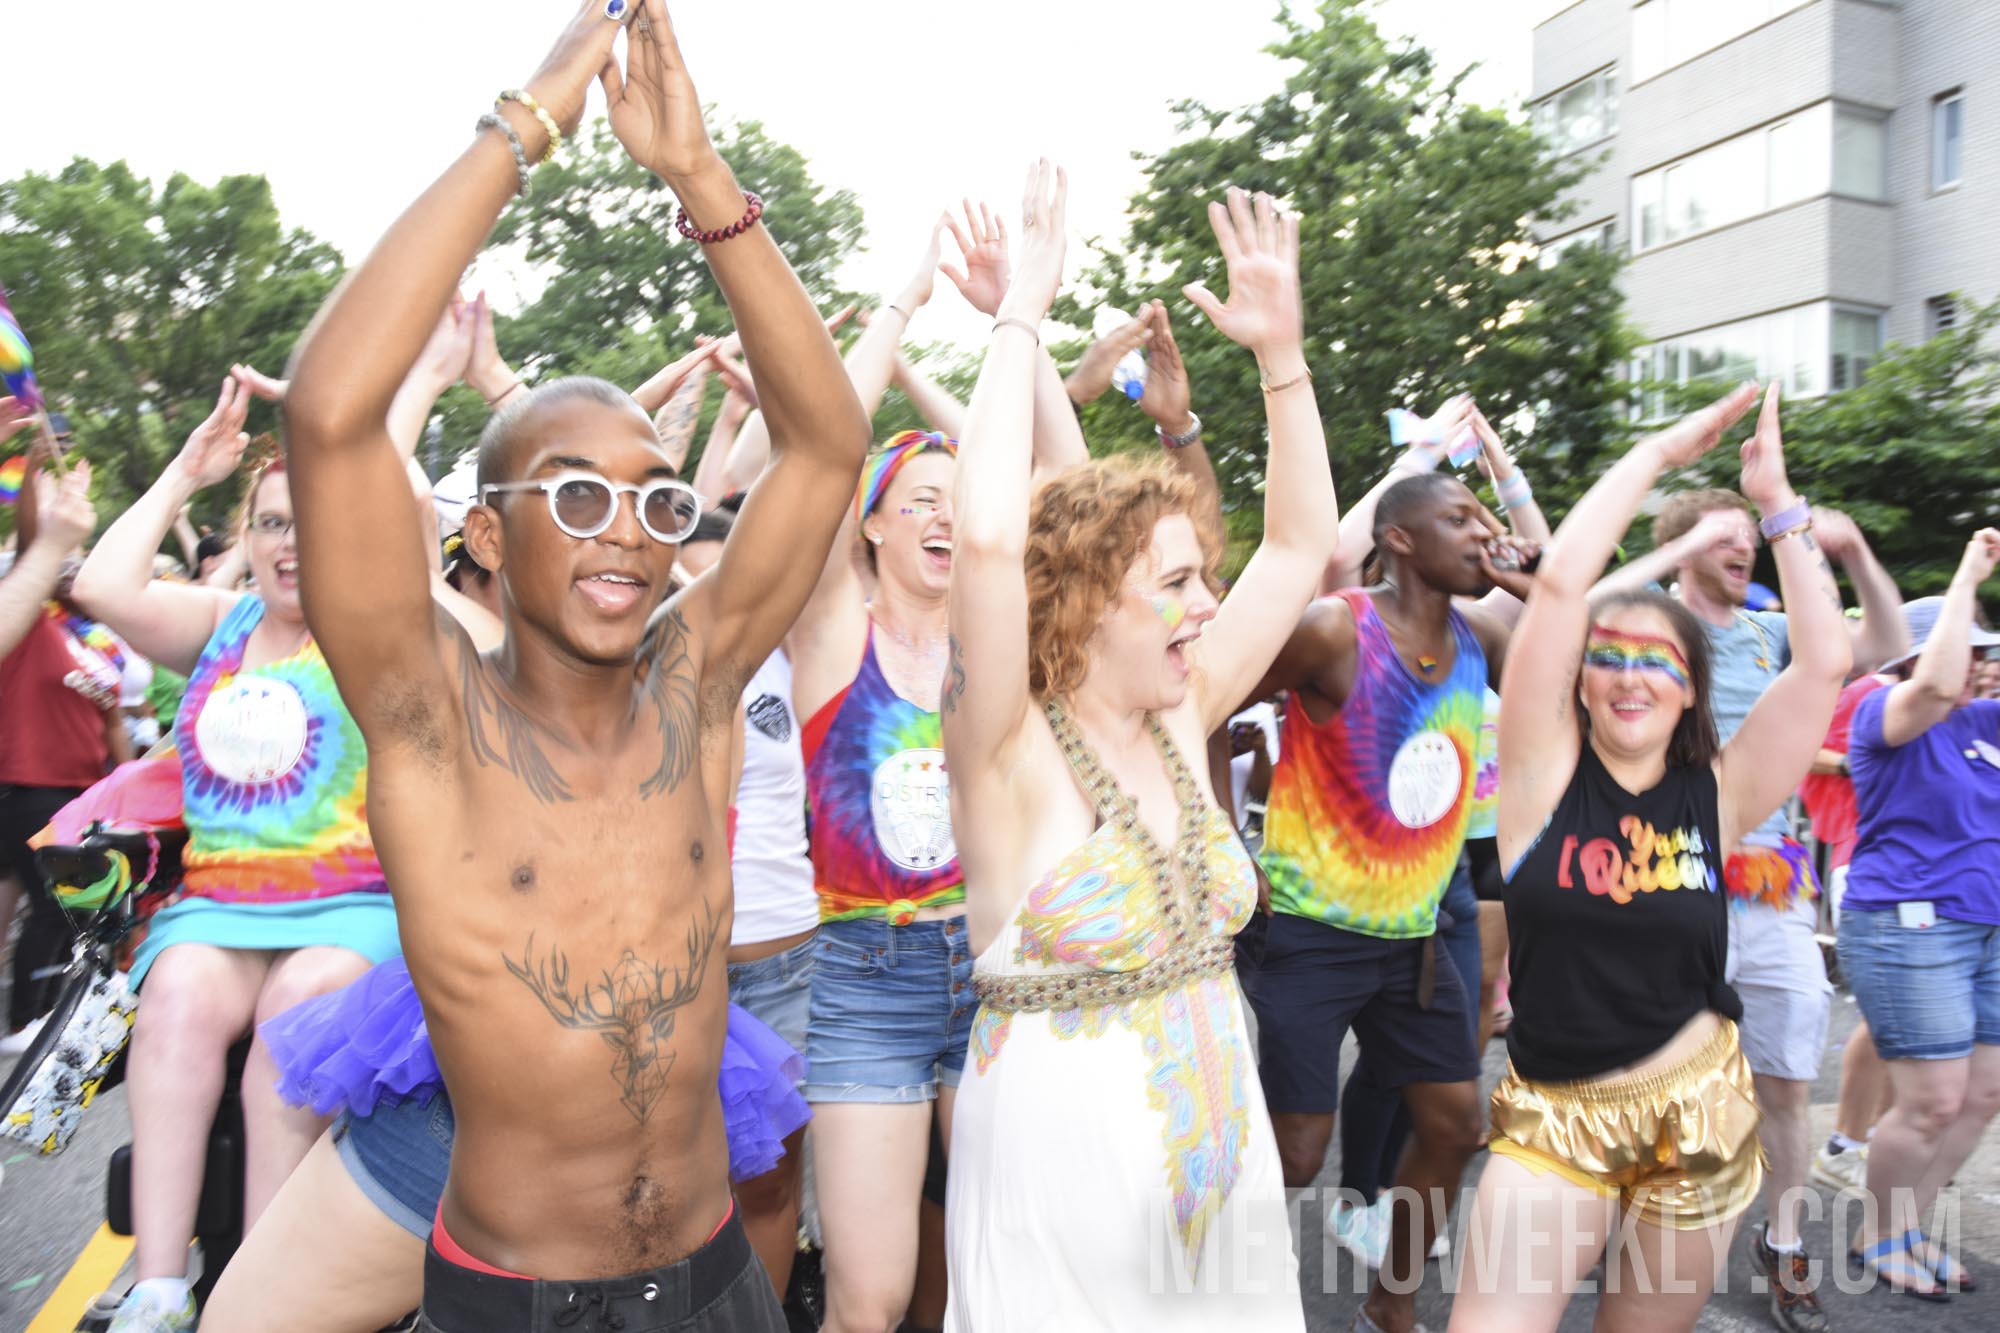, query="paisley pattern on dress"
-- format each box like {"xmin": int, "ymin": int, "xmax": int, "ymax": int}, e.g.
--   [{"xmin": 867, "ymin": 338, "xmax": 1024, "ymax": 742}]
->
[{"xmin": 978, "ymin": 809, "xmax": 1256, "ymax": 1260}]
